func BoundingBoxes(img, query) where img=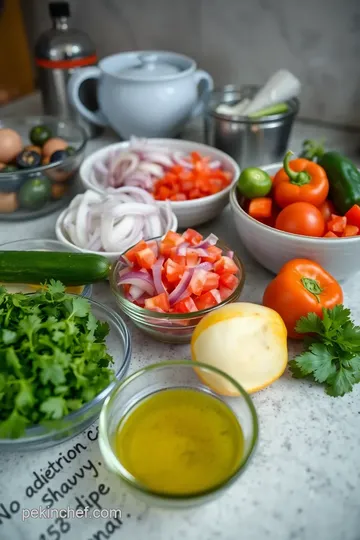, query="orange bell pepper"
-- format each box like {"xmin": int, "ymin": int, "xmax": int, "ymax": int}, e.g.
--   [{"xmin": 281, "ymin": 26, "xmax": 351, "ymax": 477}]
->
[
  {"xmin": 273, "ymin": 151, "xmax": 329, "ymax": 208},
  {"xmin": 345, "ymin": 204, "xmax": 360, "ymax": 228},
  {"xmin": 327, "ymin": 214, "xmax": 347, "ymax": 234},
  {"xmin": 262, "ymin": 259, "xmax": 343, "ymax": 339}
]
